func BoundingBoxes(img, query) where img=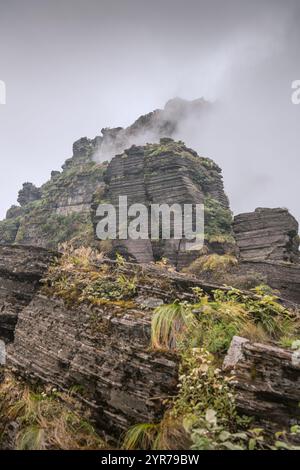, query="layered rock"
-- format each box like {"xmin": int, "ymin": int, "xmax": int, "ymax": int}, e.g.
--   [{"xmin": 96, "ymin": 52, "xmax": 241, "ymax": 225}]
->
[
  {"xmin": 0, "ymin": 98, "xmax": 216, "ymax": 254},
  {"xmin": 1, "ymin": 245, "xmax": 300, "ymax": 441},
  {"xmin": 0, "ymin": 140, "xmax": 107, "ymax": 249},
  {"xmin": 0, "ymin": 245, "xmax": 56, "ymax": 343},
  {"xmin": 231, "ymin": 208, "xmax": 300, "ymax": 304},
  {"xmin": 94, "ymin": 138, "xmax": 231, "ymax": 266},
  {"xmin": 224, "ymin": 336, "xmax": 300, "ymax": 428},
  {"xmin": 6, "ymin": 295, "xmax": 178, "ymax": 440},
  {"xmin": 233, "ymin": 208, "xmax": 299, "ymax": 263}
]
